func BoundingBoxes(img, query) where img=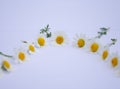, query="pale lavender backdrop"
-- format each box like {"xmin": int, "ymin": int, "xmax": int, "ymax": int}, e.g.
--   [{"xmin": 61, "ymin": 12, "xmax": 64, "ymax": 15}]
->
[{"xmin": 0, "ymin": 0, "xmax": 120, "ymax": 89}]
